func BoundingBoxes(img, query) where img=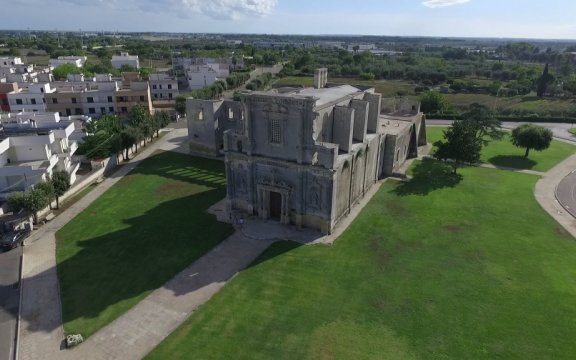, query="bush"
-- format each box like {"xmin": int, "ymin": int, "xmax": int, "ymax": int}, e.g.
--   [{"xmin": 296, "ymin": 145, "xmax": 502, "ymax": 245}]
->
[{"xmin": 359, "ymin": 72, "xmax": 375, "ymax": 81}]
